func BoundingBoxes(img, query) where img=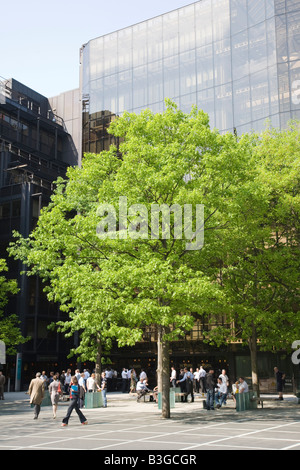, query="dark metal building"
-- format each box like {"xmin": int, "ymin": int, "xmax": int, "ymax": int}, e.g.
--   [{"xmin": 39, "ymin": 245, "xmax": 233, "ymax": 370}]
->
[{"xmin": 0, "ymin": 78, "xmax": 78, "ymax": 389}]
